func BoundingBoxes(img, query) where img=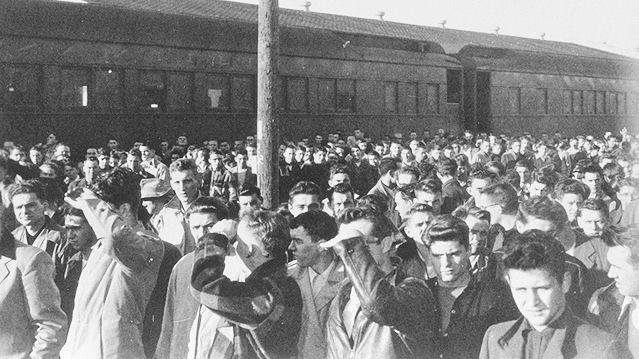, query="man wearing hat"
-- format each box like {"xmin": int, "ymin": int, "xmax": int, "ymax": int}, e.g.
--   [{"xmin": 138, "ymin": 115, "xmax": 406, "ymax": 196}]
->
[
  {"xmin": 140, "ymin": 178, "xmax": 173, "ymax": 231},
  {"xmin": 237, "ymin": 184, "xmax": 263, "ymax": 217}
]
